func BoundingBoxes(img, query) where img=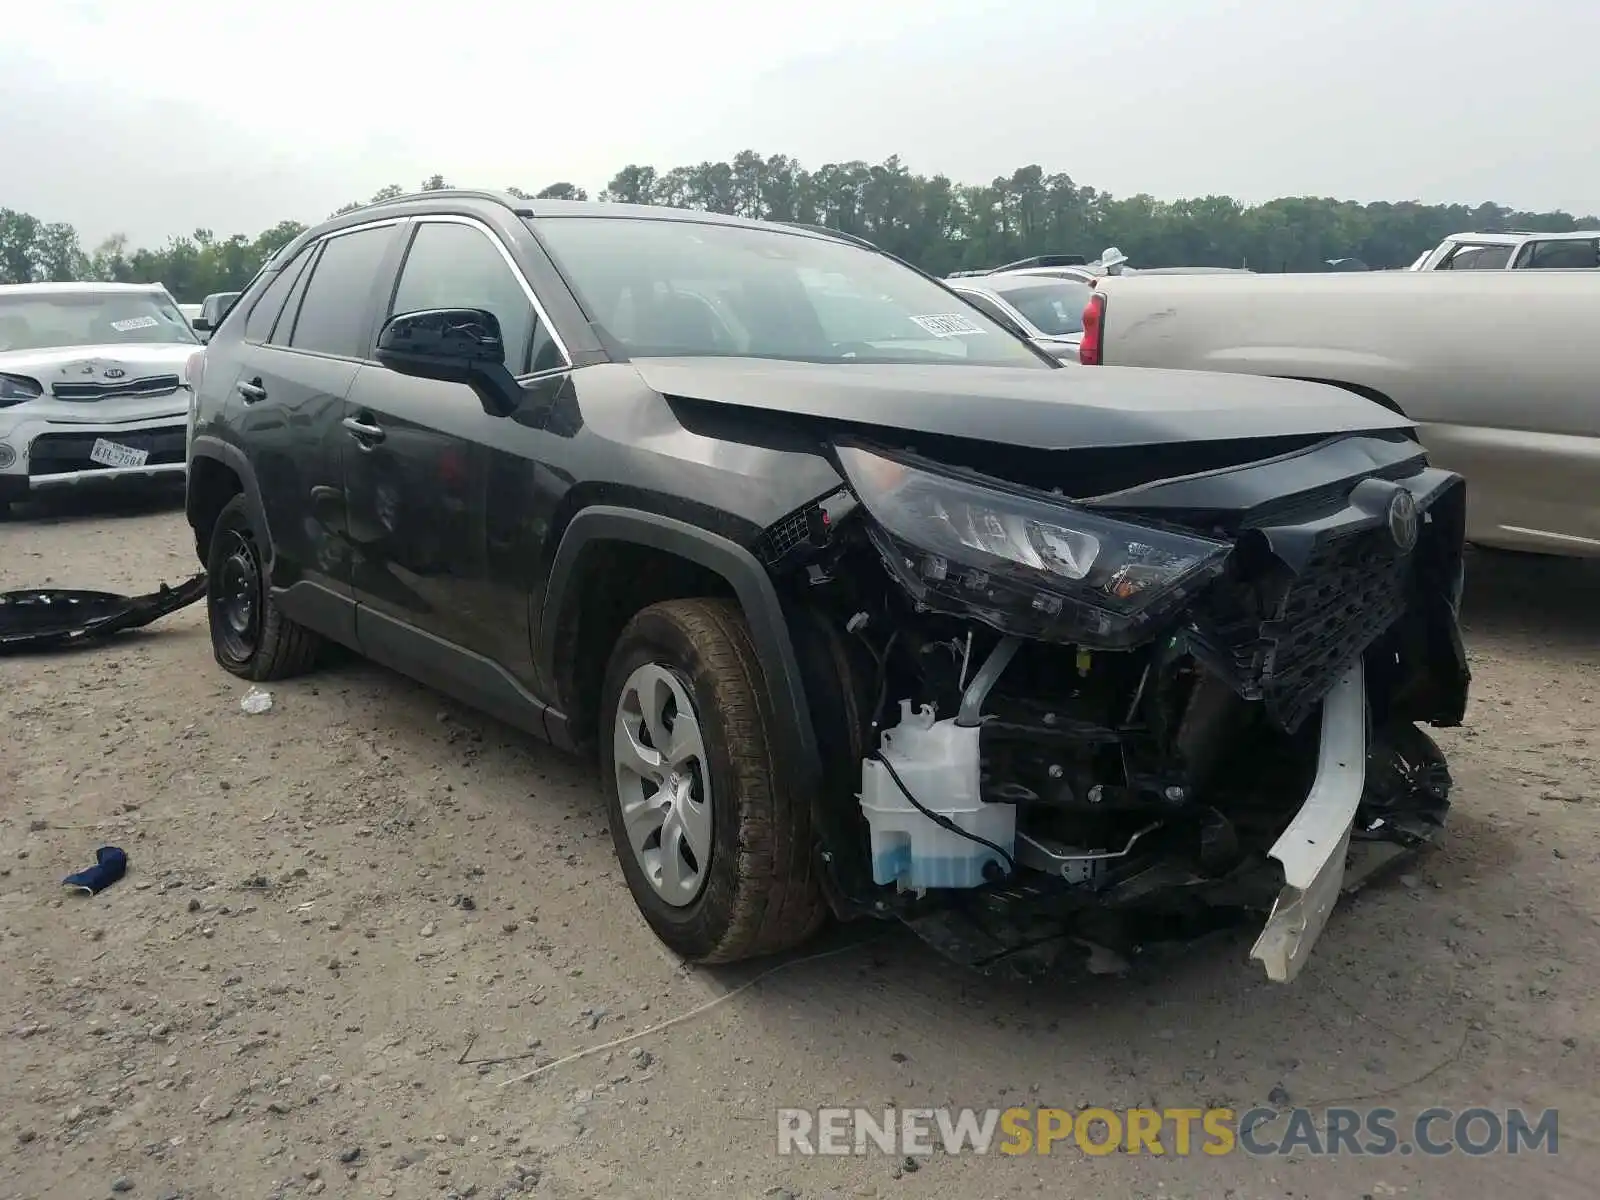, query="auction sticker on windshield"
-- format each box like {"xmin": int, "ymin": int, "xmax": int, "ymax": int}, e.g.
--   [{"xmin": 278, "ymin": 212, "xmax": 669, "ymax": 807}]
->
[
  {"xmin": 909, "ymin": 313, "xmax": 986, "ymax": 338},
  {"xmin": 89, "ymin": 439, "xmax": 150, "ymax": 469},
  {"xmin": 109, "ymin": 316, "xmax": 160, "ymax": 332}
]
